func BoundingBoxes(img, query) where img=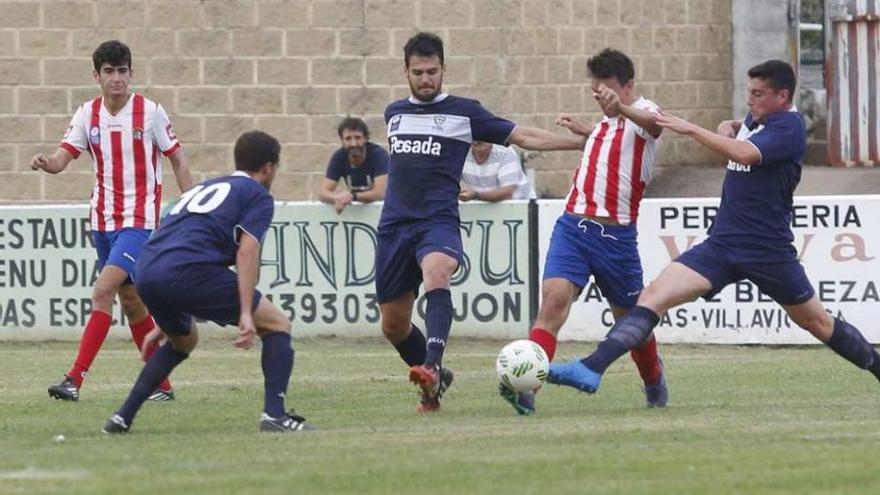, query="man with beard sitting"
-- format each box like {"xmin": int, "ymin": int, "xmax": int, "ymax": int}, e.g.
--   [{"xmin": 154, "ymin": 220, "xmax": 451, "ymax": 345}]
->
[{"xmin": 319, "ymin": 117, "xmax": 389, "ymax": 213}]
